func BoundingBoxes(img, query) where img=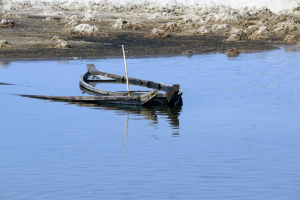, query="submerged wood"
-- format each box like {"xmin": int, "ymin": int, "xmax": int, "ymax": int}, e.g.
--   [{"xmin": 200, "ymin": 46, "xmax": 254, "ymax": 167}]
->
[
  {"xmin": 17, "ymin": 90, "xmax": 158, "ymax": 106},
  {"xmin": 0, "ymin": 82, "xmax": 14, "ymax": 85},
  {"xmin": 79, "ymin": 64, "xmax": 183, "ymax": 106}
]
